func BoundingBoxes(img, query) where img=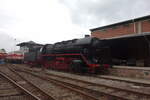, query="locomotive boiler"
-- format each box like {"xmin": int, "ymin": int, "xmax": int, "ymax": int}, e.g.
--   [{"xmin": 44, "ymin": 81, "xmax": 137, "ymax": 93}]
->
[{"xmin": 40, "ymin": 37, "xmax": 111, "ymax": 73}]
